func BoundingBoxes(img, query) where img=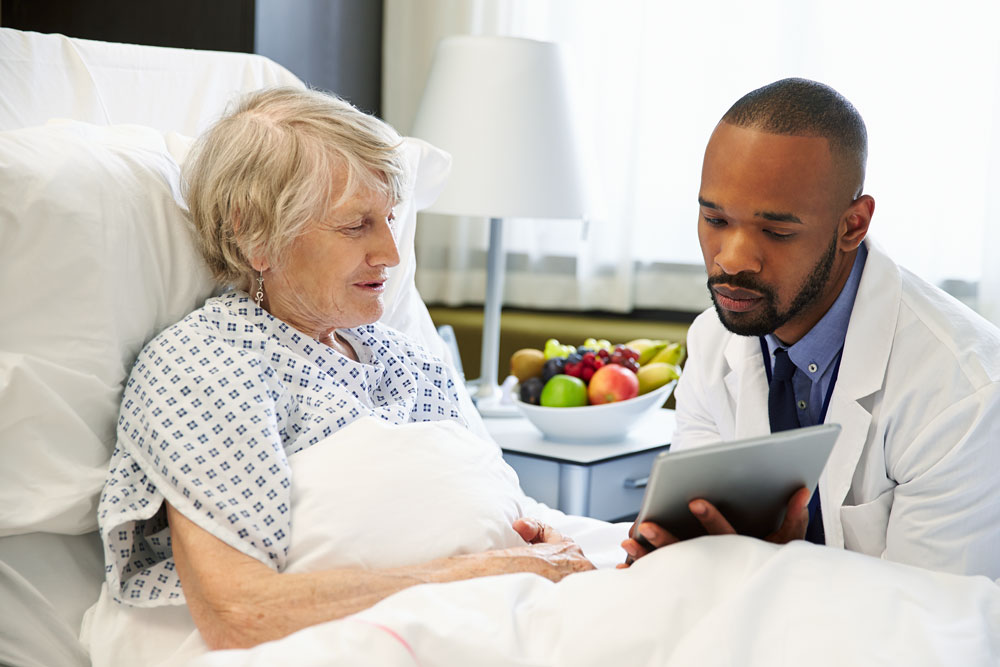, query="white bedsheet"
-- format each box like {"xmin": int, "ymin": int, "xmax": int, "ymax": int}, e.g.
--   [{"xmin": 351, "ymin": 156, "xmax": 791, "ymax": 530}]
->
[
  {"xmin": 80, "ymin": 418, "xmax": 626, "ymax": 666},
  {"xmin": 81, "ymin": 418, "xmax": 1000, "ymax": 666},
  {"xmin": 191, "ymin": 535, "xmax": 1000, "ymax": 667}
]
